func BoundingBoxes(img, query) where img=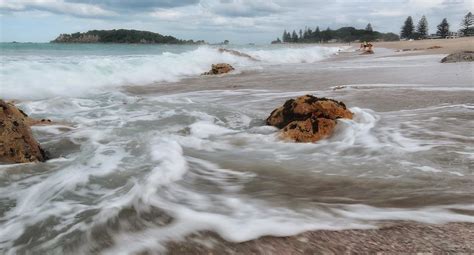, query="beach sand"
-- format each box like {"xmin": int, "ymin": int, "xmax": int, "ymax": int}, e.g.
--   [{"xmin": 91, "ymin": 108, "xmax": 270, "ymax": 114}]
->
[
  {"xmin": 167, "ymin": 222, "xmax": 474, "ymax": 254},
  {"xmin": 375, "ymin": 37, "xmax": 474, "ymax": 55}
]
